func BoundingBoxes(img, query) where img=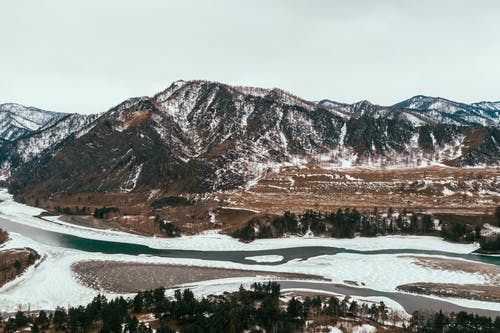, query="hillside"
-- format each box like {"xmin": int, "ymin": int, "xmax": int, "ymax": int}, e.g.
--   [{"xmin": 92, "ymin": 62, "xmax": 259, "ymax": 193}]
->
[
  {"xmin": 4, "ymin": 81, "xmax": 499, "ymax": 206},
  {"xmin": 393, "ymin": 95, "xmax": 500, "ymax": 128},
  {"xmin": 0, "ymin": 103, "xmax": 66, "ymax": 141},
  {"xmin": 0, "ymin": 228, "xmax": 40, "ymax": 288},
  {"xmin": 0, "ymin": 113, "xmax": 100, "ymax": 180}
]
